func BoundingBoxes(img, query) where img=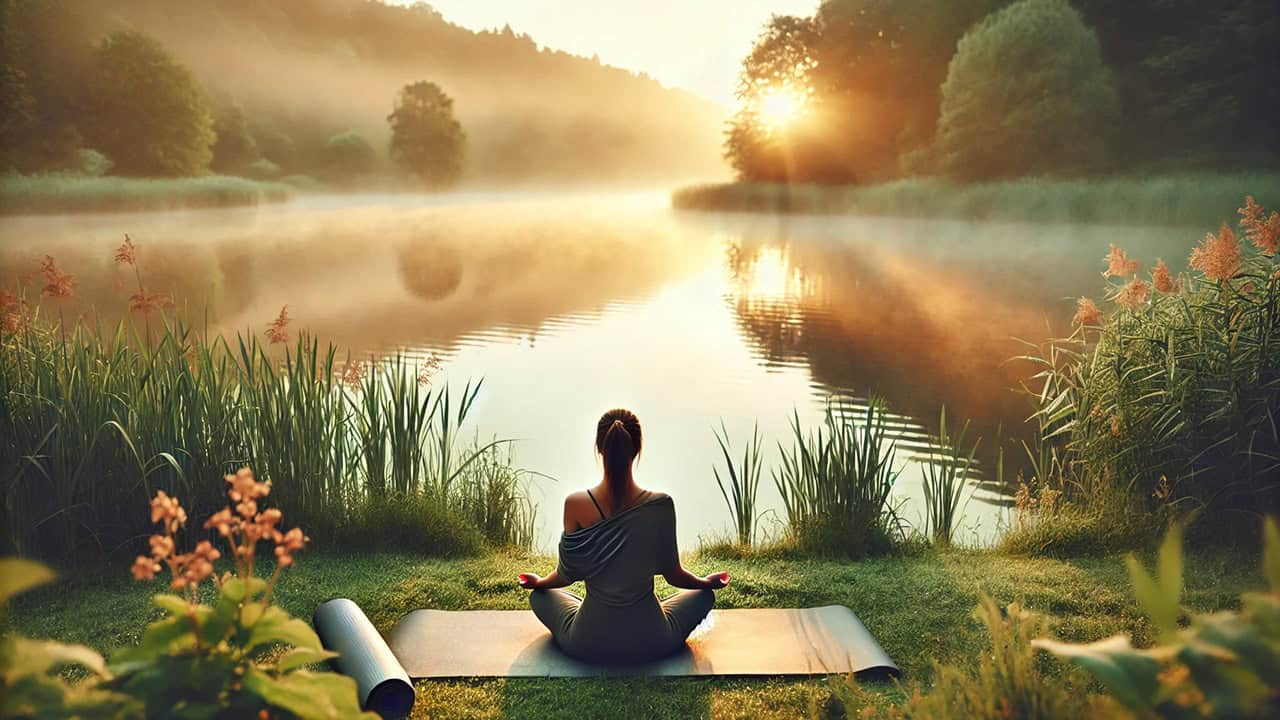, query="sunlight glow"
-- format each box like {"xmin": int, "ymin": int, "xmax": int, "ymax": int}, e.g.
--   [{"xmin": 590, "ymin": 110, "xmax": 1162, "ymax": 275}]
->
[{"xmin": 753, "ymin": 85, "xmax": 808, "ymax": 132}]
